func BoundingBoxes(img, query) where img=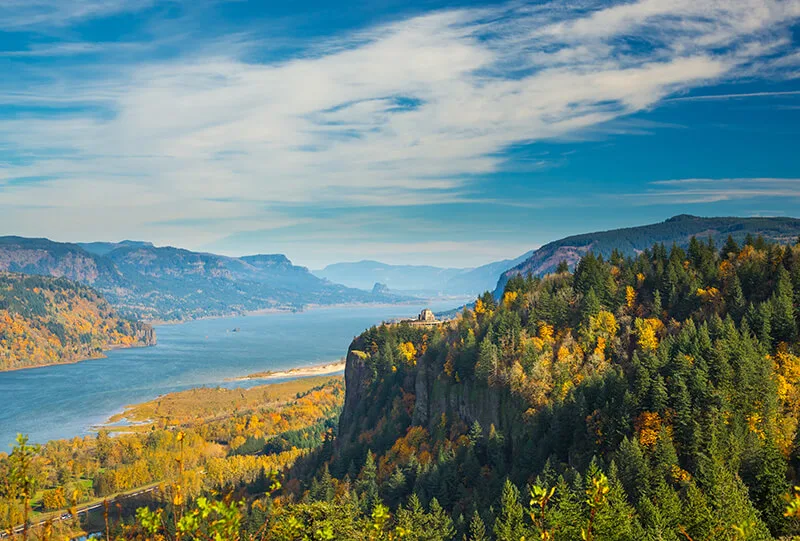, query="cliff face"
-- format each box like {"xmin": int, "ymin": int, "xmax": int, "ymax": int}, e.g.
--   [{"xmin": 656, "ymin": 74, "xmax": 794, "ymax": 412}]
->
[
  {"xmin": 0, "ymin": 272, "xmax": 155, "ymax": 371},
  {"xmin": 0, "ymin": 236, "xmax": 121, "ymax": 285},
  {"xmin": 337, "ymin": 327, "xmax": 526, "ymax": 454}
]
